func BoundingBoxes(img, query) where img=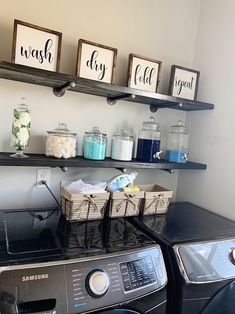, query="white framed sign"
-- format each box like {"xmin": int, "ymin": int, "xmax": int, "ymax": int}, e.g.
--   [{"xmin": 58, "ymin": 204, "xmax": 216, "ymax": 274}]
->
[
  {"xmin": 127, "ymin": 54, "xmax": 162, "ymax": 92},
  {"xmin": 169, "ymin": 65, "xmax": 200, "ymax": 100},
  {"xmin": 12, "ymin": 19, "xmax": 62, "ymax": 72},
  {"xmin": 76, "ymin": 39, "xmax": 117, "ymax": 83}
]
